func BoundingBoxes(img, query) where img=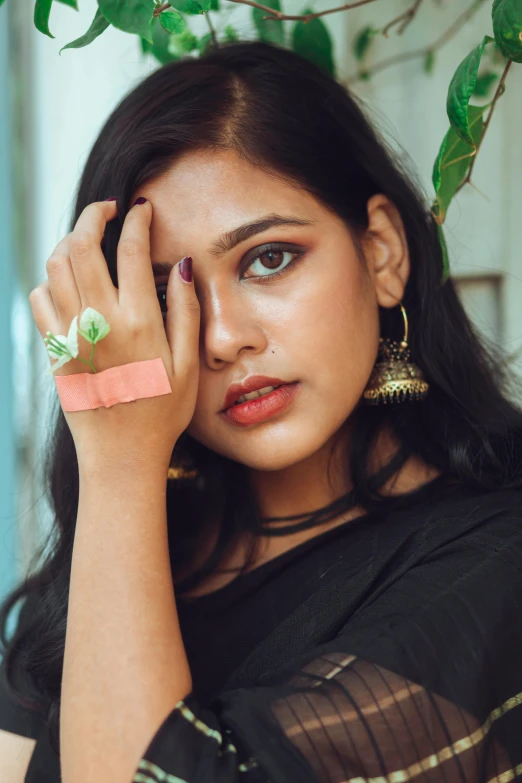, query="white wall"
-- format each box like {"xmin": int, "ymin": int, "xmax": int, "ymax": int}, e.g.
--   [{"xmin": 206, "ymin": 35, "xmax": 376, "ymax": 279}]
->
[
  {"xmin": 9, "ymin": 0, "xmax": 522, "ymax": 568},
  {"xmin": 16, "ymin": 0, "xmax": 162, "ymax": 562},
  {"xmin": 340, "ymin": 0, "xmax": 522, "ymax": 365}
]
